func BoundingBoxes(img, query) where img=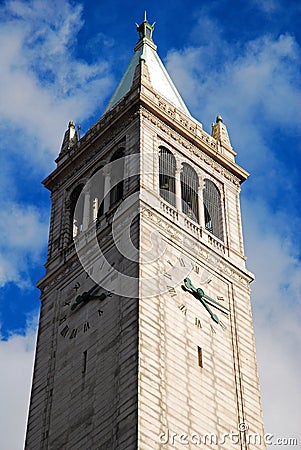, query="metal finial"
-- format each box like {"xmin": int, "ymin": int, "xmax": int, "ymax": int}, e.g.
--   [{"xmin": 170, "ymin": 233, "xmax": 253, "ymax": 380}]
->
[{"xmin": 136, "ymin": 12, "xmax": 155, "ymax": 42}]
